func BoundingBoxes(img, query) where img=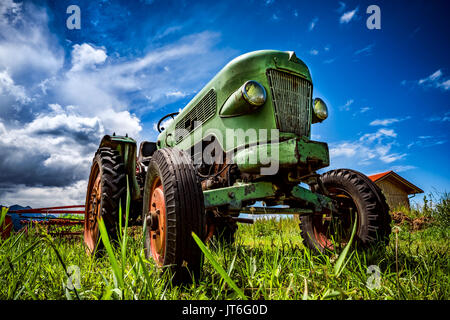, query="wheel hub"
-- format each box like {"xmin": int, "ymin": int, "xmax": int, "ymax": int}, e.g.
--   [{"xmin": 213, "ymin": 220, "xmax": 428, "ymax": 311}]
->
[
  {"xmin": 148, "ymin": 177, "xmax": 166, "ymax": 266},
  {"xmin": 84, "ymin": 164, "xmax": 102, "ymax": 253}
]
